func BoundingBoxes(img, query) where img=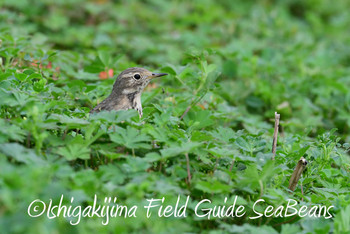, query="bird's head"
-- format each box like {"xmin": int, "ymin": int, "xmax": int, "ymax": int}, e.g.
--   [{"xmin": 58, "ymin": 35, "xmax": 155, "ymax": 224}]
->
[{"xmin": 112, "ymin": 67, "xmax": 167, "ymax": 95}]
